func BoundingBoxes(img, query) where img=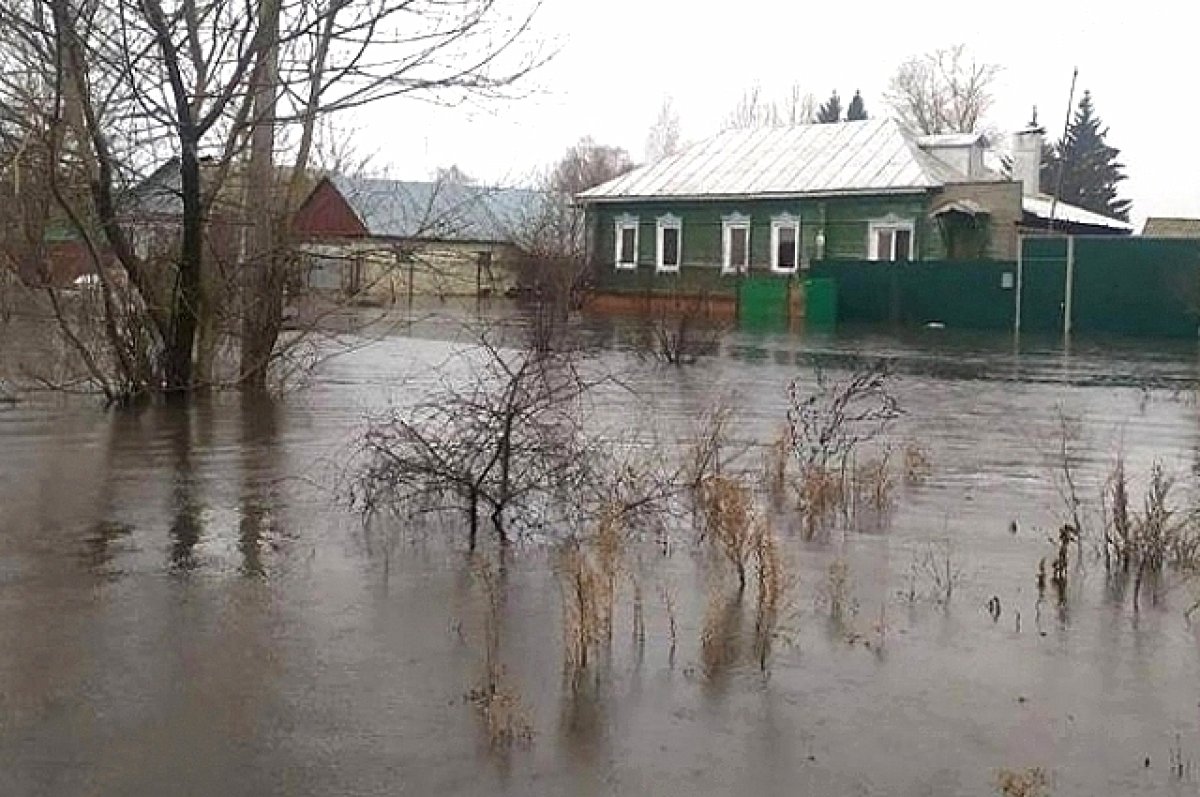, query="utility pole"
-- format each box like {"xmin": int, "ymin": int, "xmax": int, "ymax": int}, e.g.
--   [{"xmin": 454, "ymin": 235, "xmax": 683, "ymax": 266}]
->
[{"xmin": 1048, "ymin": 68, "xmax": 1078, "ymax": 230}]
